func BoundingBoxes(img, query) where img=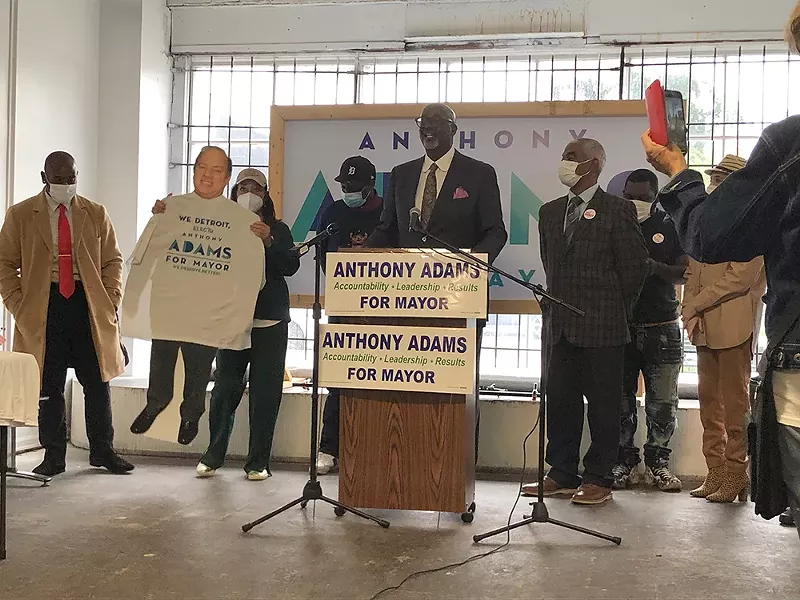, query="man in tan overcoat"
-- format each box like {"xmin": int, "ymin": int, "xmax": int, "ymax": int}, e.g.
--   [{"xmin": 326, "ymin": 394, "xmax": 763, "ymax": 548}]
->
[
  {"xmin": 681, "ymin": 155, "xmax": 765, "ymax": 502},
  {"xmin": 0, "ymin": 151, "xmax": 134, "ymax": 476}
]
